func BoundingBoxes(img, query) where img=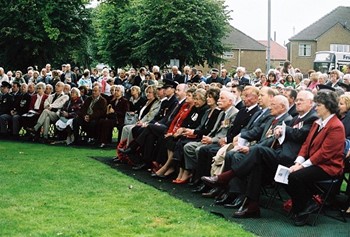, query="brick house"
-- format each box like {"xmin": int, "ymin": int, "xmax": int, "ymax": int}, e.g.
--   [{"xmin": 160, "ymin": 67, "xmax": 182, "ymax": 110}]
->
[{"xmin": 287, "ymin": 6, "xmax": 350, "ymax": 74}]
